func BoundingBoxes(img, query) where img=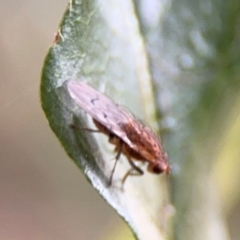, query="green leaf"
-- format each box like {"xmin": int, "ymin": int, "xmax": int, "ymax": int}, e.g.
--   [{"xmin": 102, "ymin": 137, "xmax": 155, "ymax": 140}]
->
[
  {"xmin": 41, "ymin": 1, "xmax": 170, "ymax": 240},
  {"xmin": 41, "ymin": 1, "xmax": 240, "ymax": 239}
]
